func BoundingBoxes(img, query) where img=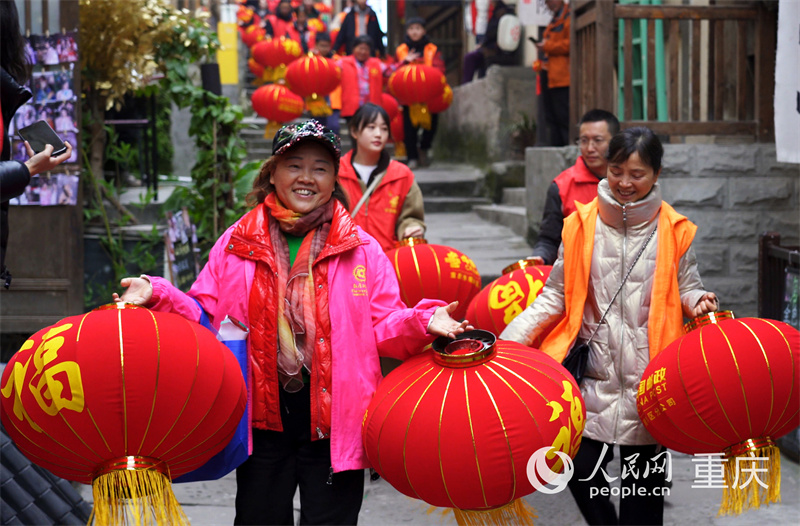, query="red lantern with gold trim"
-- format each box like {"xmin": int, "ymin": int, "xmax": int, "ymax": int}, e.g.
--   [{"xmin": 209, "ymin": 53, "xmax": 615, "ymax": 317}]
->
[
  {"xmin": 285, "ymin": 55, "xmax": 341, "ymax": 117},
  {"xmin": 466, "ymin": 258, "xmax": 559, "ymax": 344},
  {"xmin": 637, "ymin": 312, "xmax": 800, "ymax": 515},
  {"xmin": 252, "ymin": 37, "xmax": 303, "ymax": 82},
  {"xmin": 251, "ymin": 83, "xmax": 305, "ymax": 138},
  {"xmin": 390, "ymin": 112, "xmax": 405, "ymax": 158},
  {"xmin": 363, "ymin": 331, "xmax": 585, "ymax": 524},
  {"xmin": 241, "ymin": 24, "xmax": 266, "ymax": 49},
  {"xmin": 385, "ymin": 238, "xmax": 481, "ymax": 321},
  {"xmin": 426, "ymin": 83, "xmax": 453, "ymax": 114},
  {"xmin": 387, "ymin": 64, "xmax": 446, "ymax": 129},
  {"xmin": 248, "ymin": 58, "xmax": 265, "ymax": 84},
  {"xmin": 0, "ymin": 304, "xmax": 246, "ymax": 524}
]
